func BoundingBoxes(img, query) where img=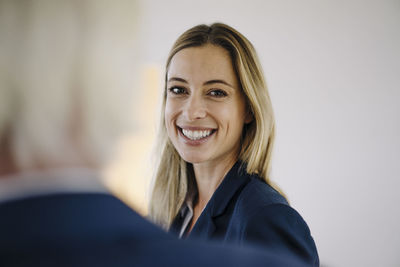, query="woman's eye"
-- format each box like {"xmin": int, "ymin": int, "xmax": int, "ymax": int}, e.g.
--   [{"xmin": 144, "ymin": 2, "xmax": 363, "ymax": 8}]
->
[
  {"xmin": 209, "ymin": 89, "xmax": 227, "ymax": 97},
  {"xmin": 168, "ymin": 87, "xmax": 186, "ymax": 95}
]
